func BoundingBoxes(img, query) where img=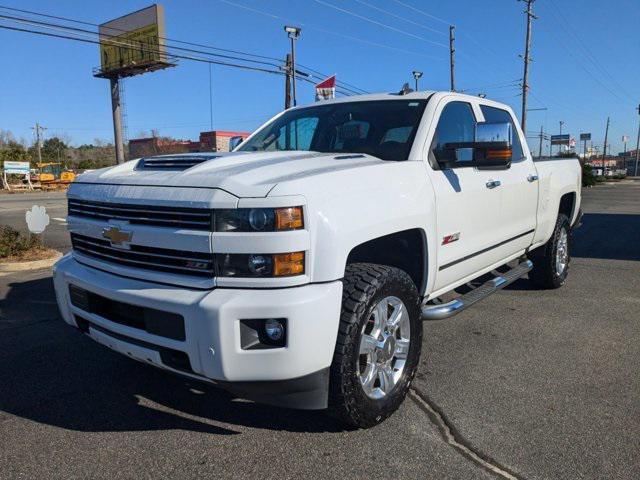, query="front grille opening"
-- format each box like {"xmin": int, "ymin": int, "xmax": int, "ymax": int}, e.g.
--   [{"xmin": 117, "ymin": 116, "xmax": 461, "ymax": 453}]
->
[
  {"xmin": 71, "ymin": 233, "xmax": 214, "ymax": 277},
  {"xmin": 70, "ymin": 285, "xmax": 186, "ymax": 341},
  {"xmin": 67, "ymin": 198, "xmax": 213, "ymax": 231},
  {"xmin": 75, "ymin": 315, "xmax": 195, "ymax": 375}
]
